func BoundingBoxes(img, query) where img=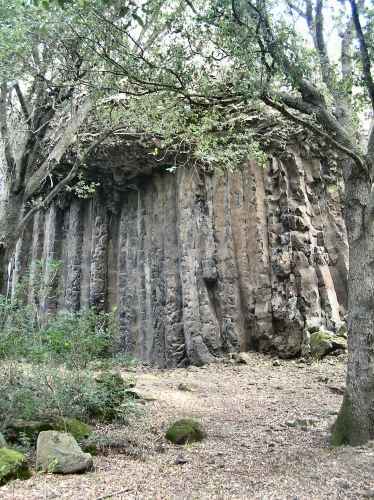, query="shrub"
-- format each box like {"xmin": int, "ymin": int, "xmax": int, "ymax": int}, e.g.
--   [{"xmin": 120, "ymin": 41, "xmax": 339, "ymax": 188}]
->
[
  {"xmin": 0, "ymin": 259, "xmax": 139, "ymax": 453},
  {"xmin": 0, "ymin": 448, "xmax": 31, "ymax": 485},
  {"xmin": 0, "ymin": 305, "xmax": 119, "ymax": 369},
  {"xmin": 0, "ymin": 363, "xmax": 136, "ymax": 442}
]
